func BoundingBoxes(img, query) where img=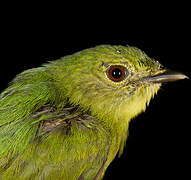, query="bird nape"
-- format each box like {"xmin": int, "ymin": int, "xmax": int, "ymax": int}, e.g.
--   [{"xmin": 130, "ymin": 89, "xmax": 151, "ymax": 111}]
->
[{"xmin": 0, "ymin": 45, "xmax": 188, "ymax": 180}]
